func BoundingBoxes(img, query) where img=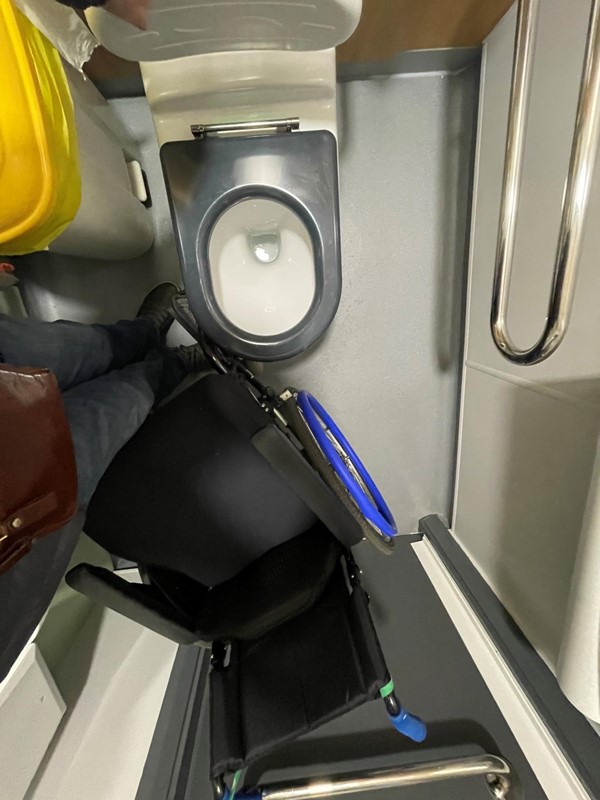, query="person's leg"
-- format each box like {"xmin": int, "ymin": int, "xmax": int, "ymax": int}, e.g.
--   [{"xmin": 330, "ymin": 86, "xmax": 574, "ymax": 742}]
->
[
  {"xmin": 0, "ymin": 282, "xmax": 180, "ymax": 392},
  {"xmin": 63, "ymin": 349, "xmax": 190, "ymax": 507},
  {"xmin": 0, "ymin": 314, "xmax": 160, "ymax": 392}
]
